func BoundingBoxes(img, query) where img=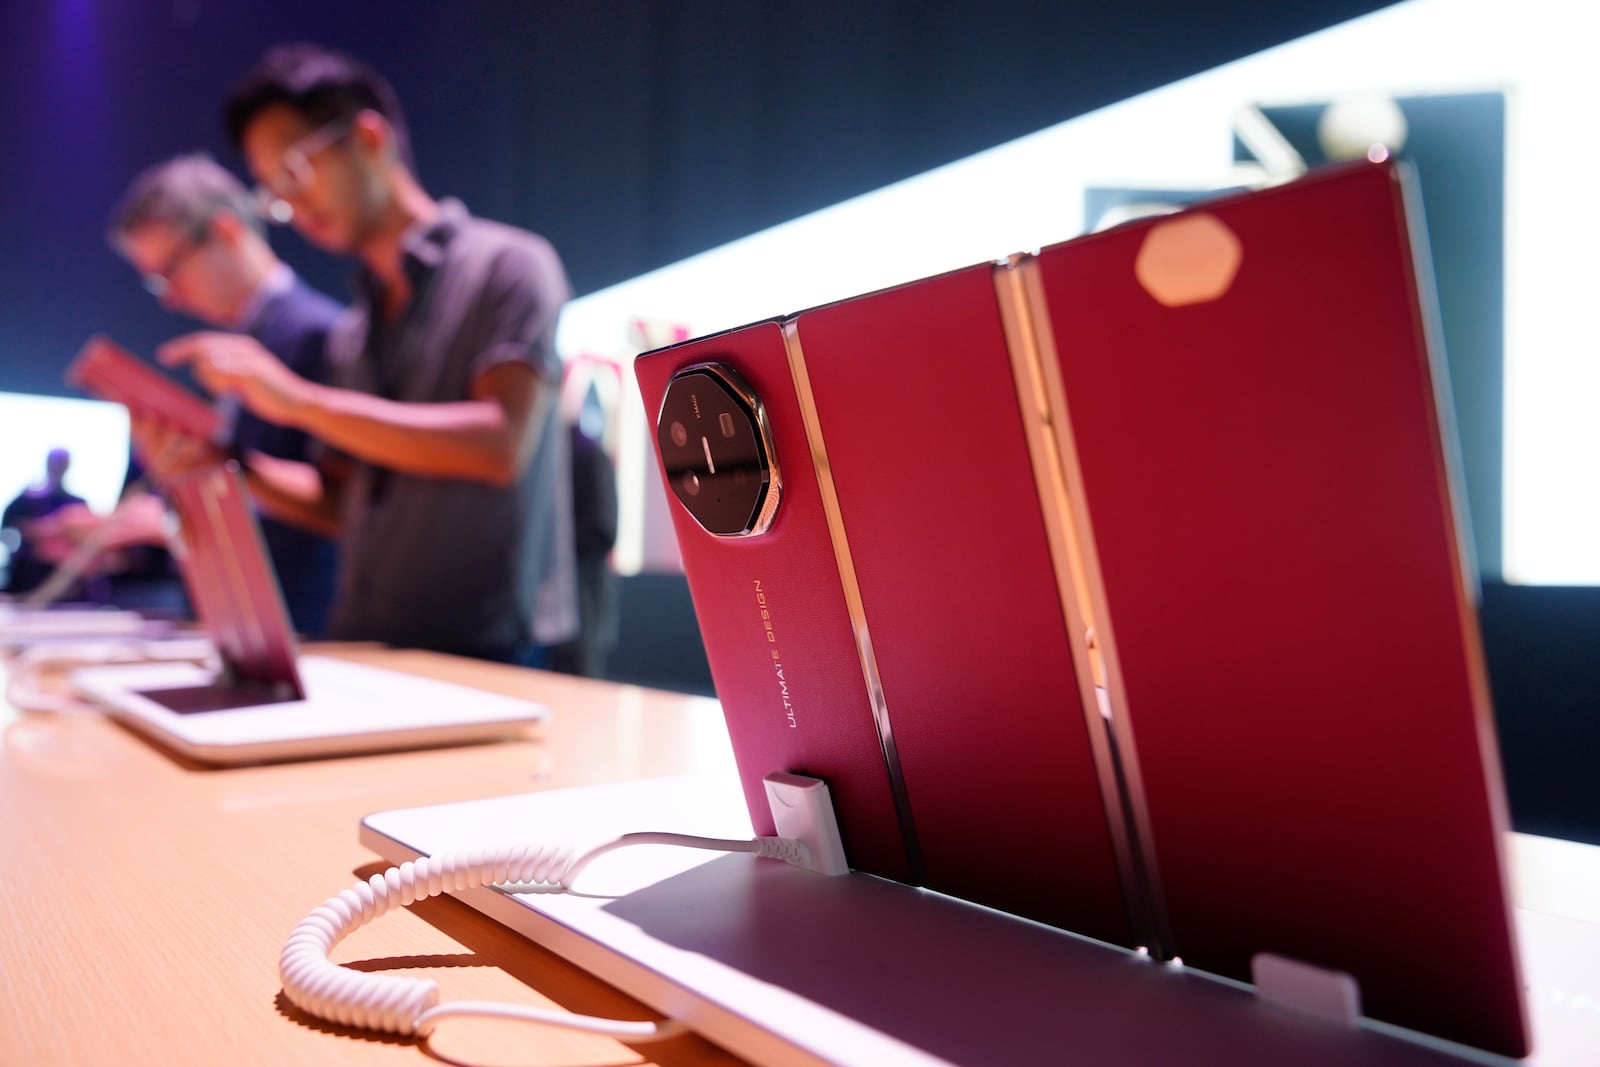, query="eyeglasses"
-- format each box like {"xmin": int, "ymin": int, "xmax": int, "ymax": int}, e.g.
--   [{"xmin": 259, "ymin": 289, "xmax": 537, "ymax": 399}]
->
[
  {"xmin": 254, "ymin": 116, "xmax": 353, "ymax": 224},
  {"xmin": 142, "ymin": 223, "xmax": 211, "ymax": 298}
]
